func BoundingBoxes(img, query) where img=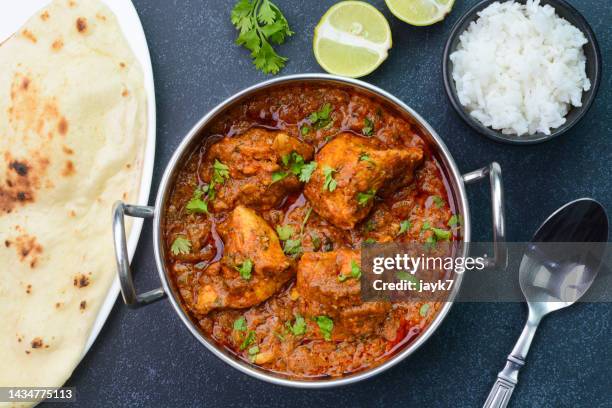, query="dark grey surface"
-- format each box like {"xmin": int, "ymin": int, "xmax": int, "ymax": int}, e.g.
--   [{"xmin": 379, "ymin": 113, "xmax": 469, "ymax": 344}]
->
[{"xmin": 63, "ymin": 0, "xmax": 612, "ymax": 407}]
